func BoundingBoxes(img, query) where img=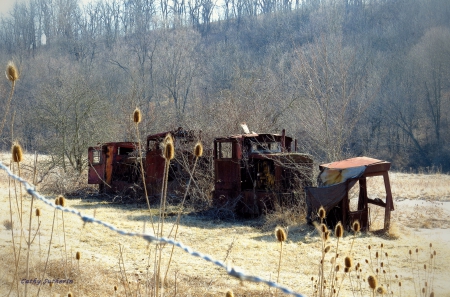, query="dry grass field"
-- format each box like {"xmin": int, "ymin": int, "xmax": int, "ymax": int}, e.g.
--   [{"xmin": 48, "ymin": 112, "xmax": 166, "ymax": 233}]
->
[{"xmin": 0, "ymin": 154, "xmax": 449, "ymax": 297}]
